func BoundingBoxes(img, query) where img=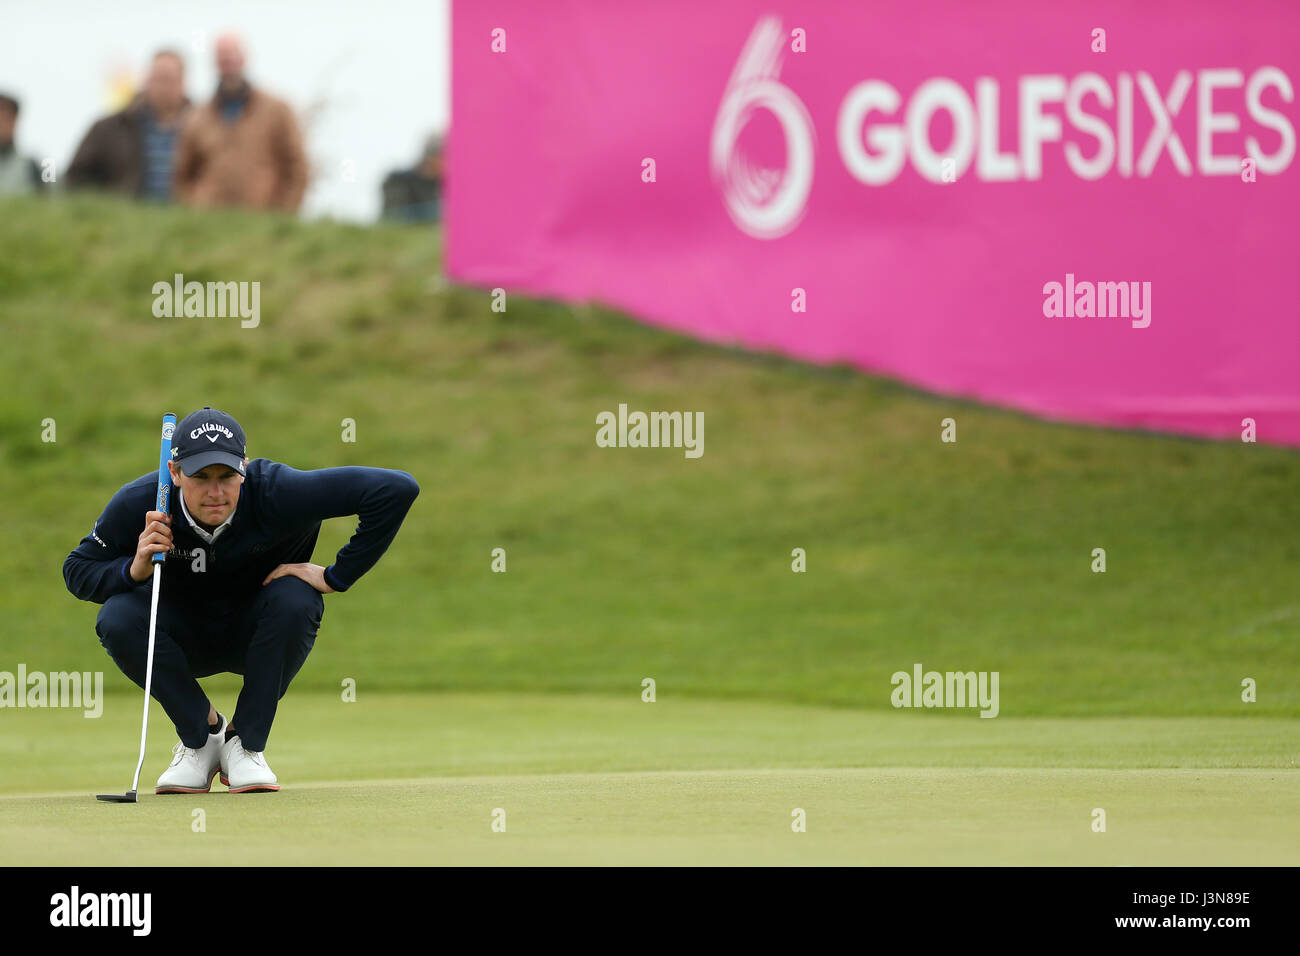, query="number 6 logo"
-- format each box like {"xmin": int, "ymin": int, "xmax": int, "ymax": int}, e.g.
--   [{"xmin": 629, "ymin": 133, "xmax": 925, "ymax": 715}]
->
[{"xmin": 710, "ymin": 17, "xmax": 815, "ymax": 240}]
